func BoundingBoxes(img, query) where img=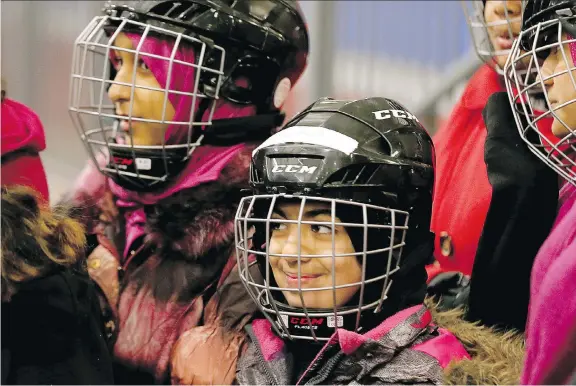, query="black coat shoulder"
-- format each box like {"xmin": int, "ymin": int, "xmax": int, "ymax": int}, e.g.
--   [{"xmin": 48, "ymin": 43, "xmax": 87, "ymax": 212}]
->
[{"xmin": 1, "ymin": 269, "xmax": 114, "ymax": 385}]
